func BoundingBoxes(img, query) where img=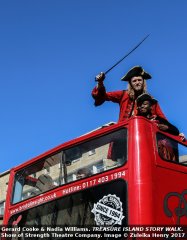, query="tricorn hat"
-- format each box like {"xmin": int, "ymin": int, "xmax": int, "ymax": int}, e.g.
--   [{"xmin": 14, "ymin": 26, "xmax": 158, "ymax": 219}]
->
[
  {"xmin": 136, "ymin": 93, "xmax": 157, "ymax": 105},
  {"xmin": 121, "ymin": 66, "xmax": 152, "ymax": 81}
]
